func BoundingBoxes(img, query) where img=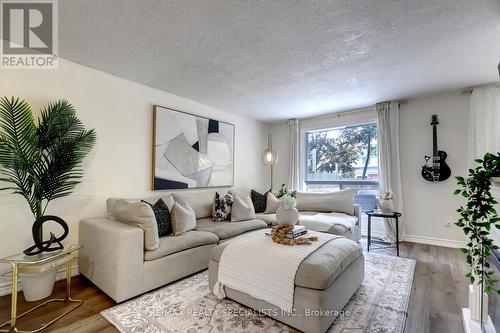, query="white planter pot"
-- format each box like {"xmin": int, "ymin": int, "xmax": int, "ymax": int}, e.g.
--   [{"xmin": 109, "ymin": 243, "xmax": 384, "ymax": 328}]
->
[
  {"xmin": 379, "ymin": 199, "xmax": 394, "ymax": 213},
  {"xmin": 20, "ymin": 269, "xmax": 57, "ymax": 302},
  {"xmin": 276, "ymin": 207, "xmax": 299, "ymax": 225}
]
